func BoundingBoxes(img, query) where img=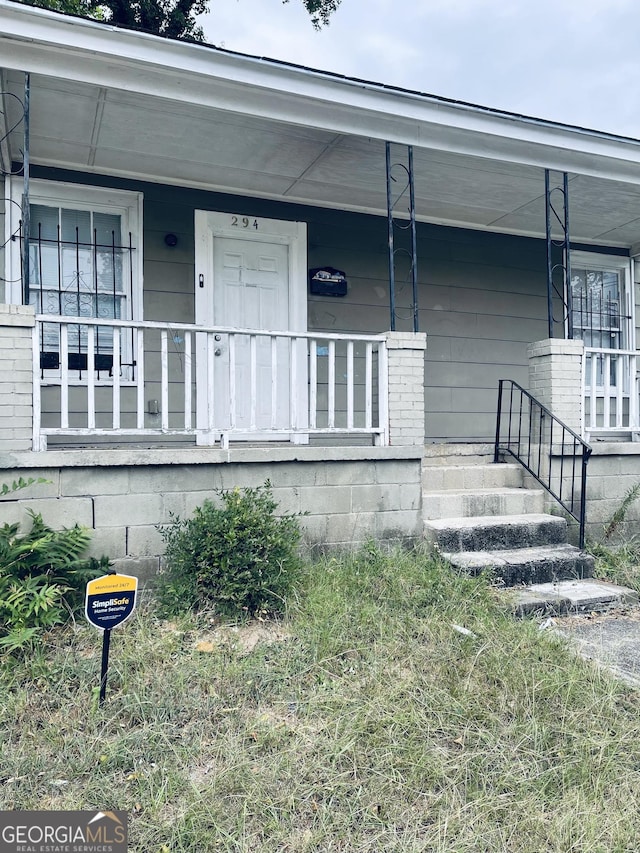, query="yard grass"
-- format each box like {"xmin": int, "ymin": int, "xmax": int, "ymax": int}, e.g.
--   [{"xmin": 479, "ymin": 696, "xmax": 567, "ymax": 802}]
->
[
  {"xmin": 3, "ymin": 546, "xmax": 640, "ymax": 852},
  {"xmin": 590, "ymin": 539, "xmax": 640, "ymax": 594}
]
